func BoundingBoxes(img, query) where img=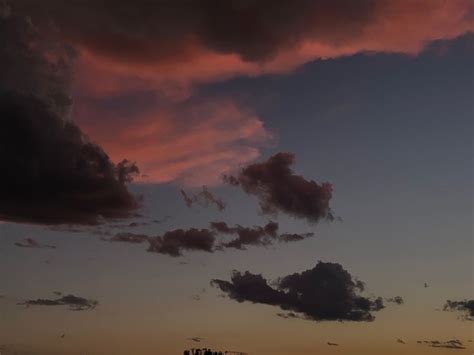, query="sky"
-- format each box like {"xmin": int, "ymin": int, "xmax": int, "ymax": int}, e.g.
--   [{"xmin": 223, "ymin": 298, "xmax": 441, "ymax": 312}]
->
[{"xmin": 0, "ymin": 1, "xmax": 473, "ymax": 354}]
